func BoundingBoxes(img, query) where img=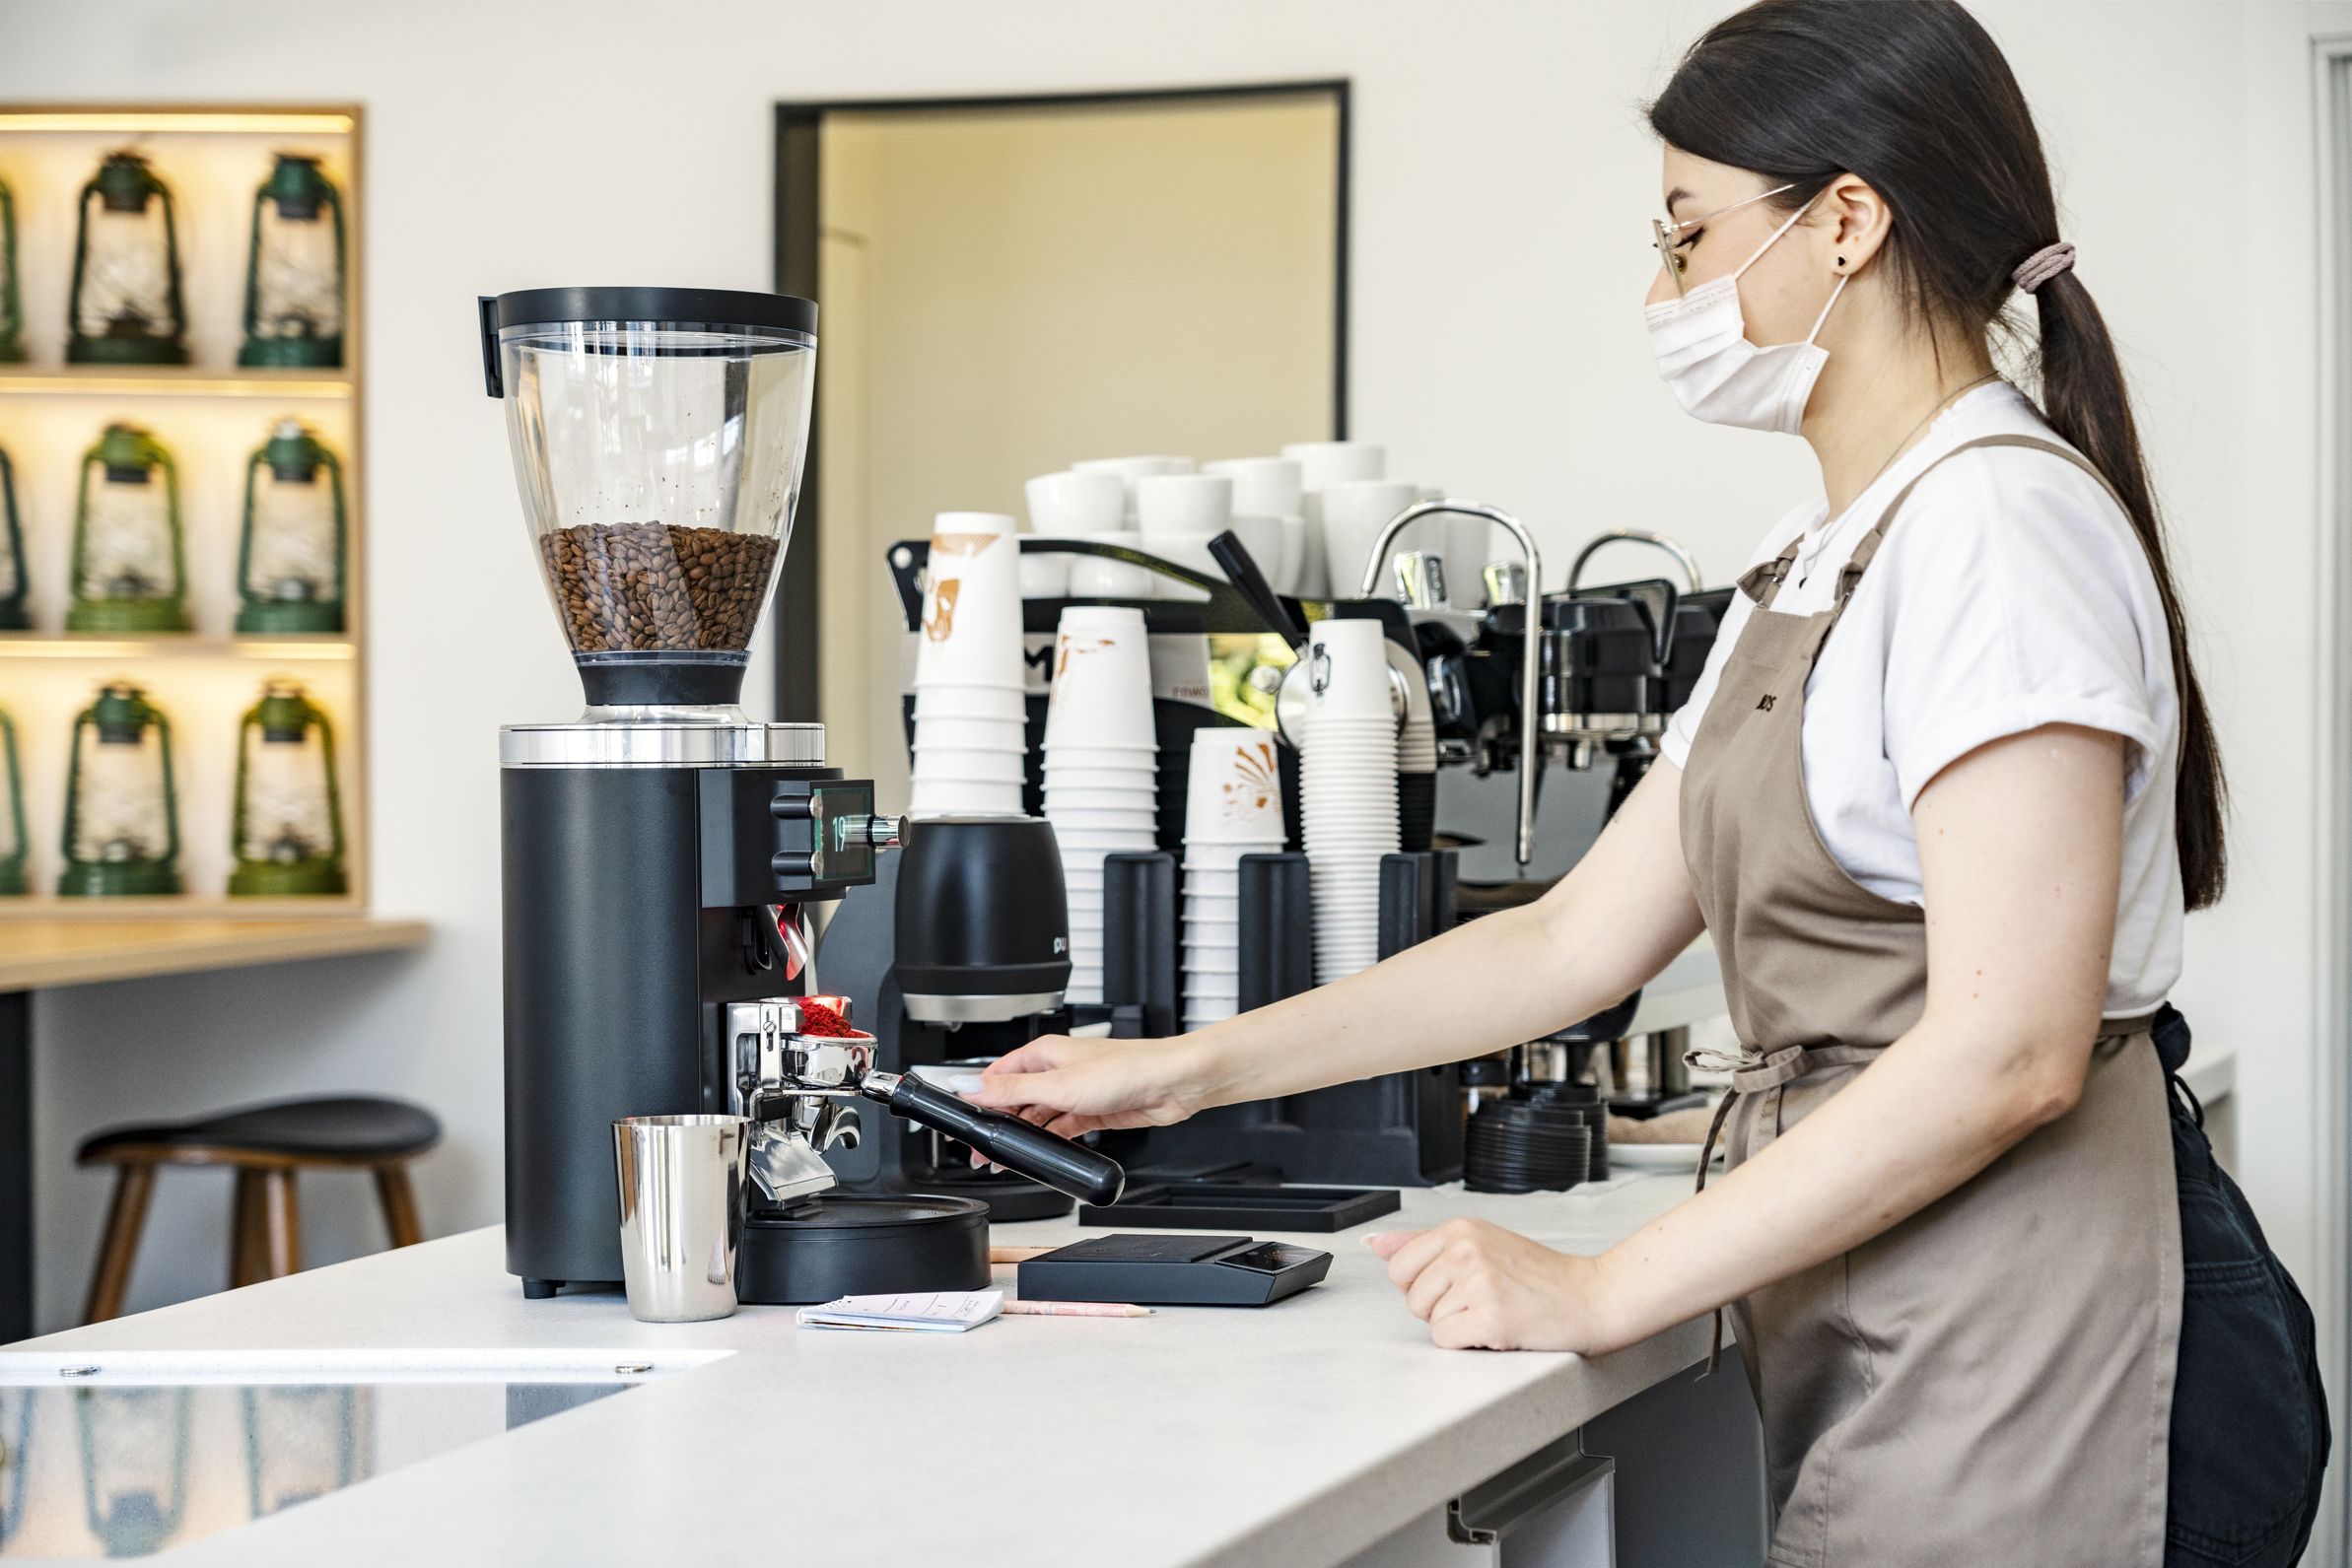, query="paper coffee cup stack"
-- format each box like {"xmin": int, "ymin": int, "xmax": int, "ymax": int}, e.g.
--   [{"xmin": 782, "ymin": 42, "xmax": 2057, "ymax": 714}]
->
[
  {"xmin": 1300, "ymin": 617, "xmax": 1401, "ymax": 984},
  {"xmin": 1042, "ymin": 605, "xmax": 1158, "ymax": 1003},
  {"xmin": 1180, "ymin": 727, "xmax": 1287, "ymax": 1030},
  {"xmin": 909, "ymin": 512, "xmax": 1028, "ymax": 820}
]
